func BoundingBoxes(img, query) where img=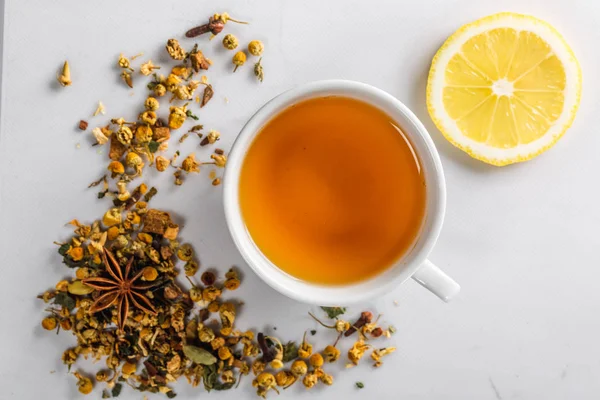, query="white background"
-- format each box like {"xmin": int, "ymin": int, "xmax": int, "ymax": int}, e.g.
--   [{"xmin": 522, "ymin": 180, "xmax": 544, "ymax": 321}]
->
[{"xmin": 1, "ymin": 0, "xmax": 599, "ymax": 399}]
